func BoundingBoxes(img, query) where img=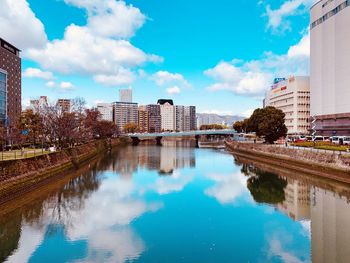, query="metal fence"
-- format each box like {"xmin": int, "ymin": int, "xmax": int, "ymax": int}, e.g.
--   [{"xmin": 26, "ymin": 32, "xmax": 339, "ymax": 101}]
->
[
  {"xmin": 0, "ymin": 148, "xmax": 52, "ymax": 161},
  {"xmin": 267, "ymin": 144, "xmax": 350, "ymax": 156}
]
